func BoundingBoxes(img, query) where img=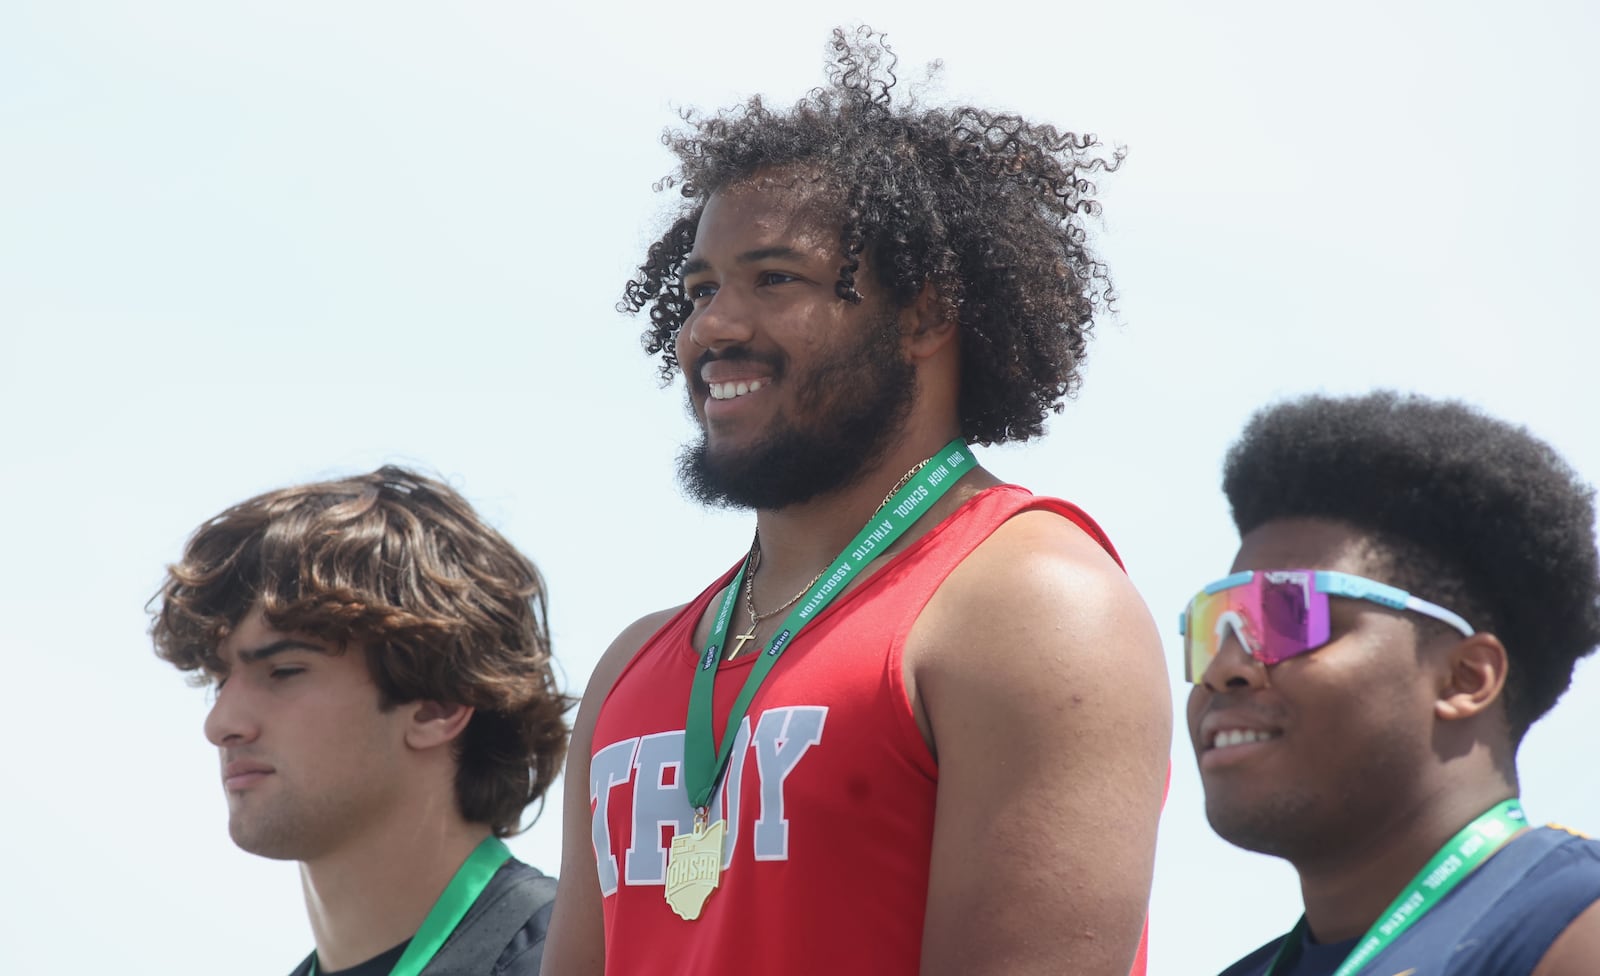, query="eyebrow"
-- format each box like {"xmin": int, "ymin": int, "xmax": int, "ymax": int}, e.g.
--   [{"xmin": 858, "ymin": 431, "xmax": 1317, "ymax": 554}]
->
[
  {"xmin": 680, "ymin": 246, "xmax": 808, "ymax": 279},
  {"xmin": 237, "ymin": 639, "xmax": 330, "ymax": 664}
]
